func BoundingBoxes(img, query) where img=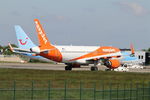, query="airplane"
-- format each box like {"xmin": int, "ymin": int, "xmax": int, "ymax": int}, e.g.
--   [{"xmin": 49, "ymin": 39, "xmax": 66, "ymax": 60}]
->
[
  {"xmin": 121, "ymin": 52, "xmax": 138, "ymax": 63},
  {"xmin": 10, "ymin": 19, "xmax": 136, "ymax": 71},
  {"xmin": 32, "ymin": 19, "xmax": 126, "ymax": 71},
  {"xmin": 120, "ymin": 44, "xmax": 138, "ymax": 64},
  {"xmin": 9, "ymin": 25, "xmax": 54, "ymax": 63}
]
